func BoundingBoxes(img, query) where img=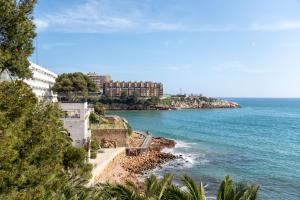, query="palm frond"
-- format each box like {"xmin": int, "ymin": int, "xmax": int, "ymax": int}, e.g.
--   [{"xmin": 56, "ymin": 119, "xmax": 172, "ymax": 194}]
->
[
  {"xmin": 181, "ymin": 175, "xmax": 206, "ymax": 200},
  {"xmin": 158, "ymin": 174, "xmax": 173, "ymax": 200},
  {"xmin": 164, "ymin": 185, "xmax": 189, "ymax": 200},
  {"xmin": 217, "ymin": 175, "xmax": 234, "ymax": 200}
]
